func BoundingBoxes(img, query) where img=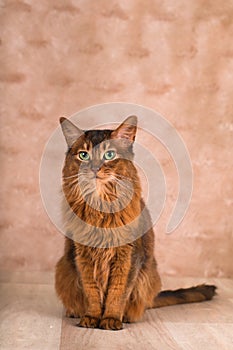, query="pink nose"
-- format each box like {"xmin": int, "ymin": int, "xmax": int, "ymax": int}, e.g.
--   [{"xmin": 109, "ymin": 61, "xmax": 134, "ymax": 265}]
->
[{"xmin": 91, "ymin": 167, "xmax": 99, "ymax": 175}]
